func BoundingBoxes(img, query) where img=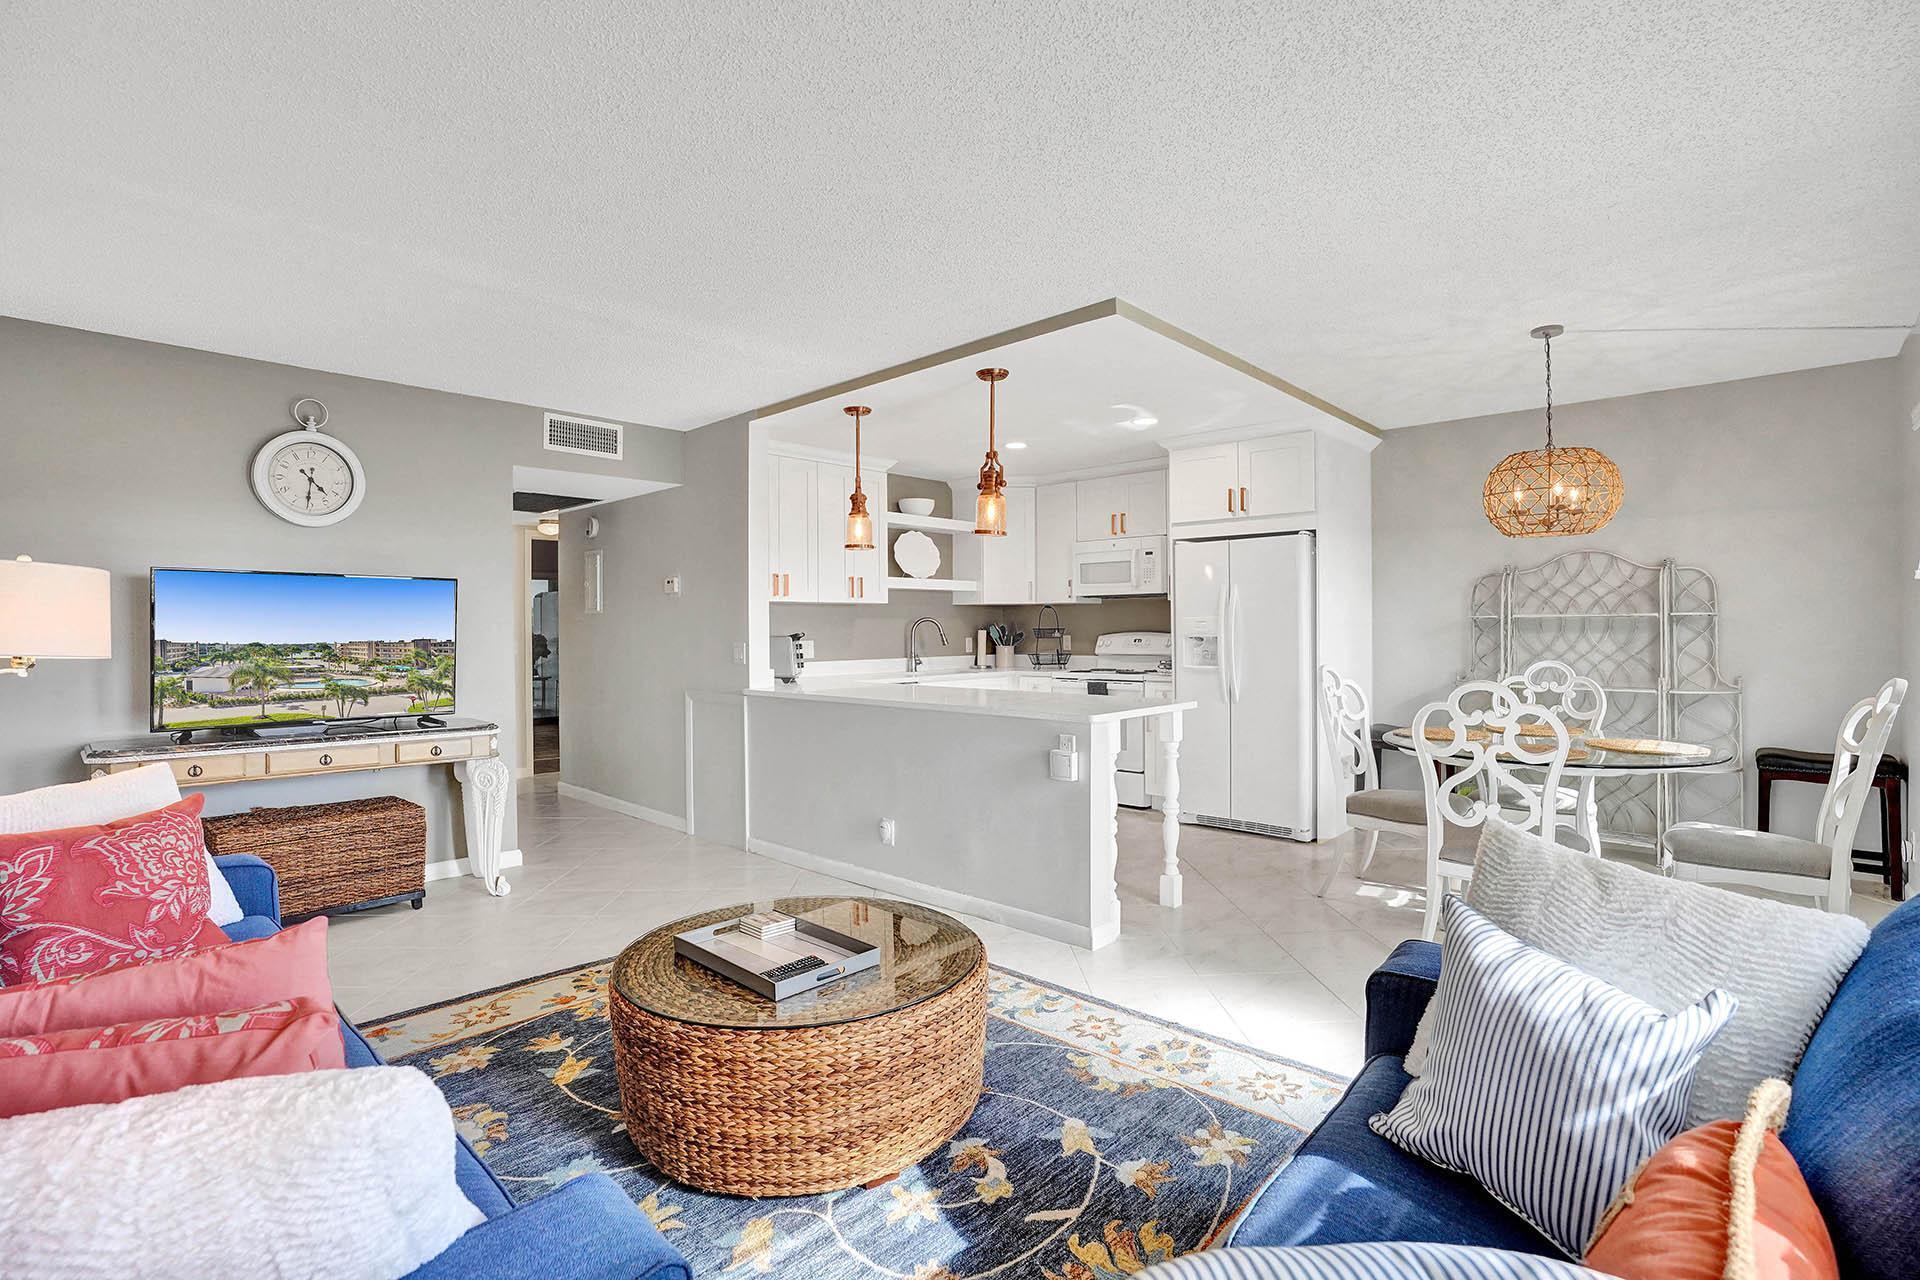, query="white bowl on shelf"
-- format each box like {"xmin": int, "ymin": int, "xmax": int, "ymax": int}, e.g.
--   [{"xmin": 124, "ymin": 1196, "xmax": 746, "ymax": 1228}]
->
[
  {"xmin": 893, "ymin": 530, "xmax": 942, "ymax": 579},
  {"xmin": 896, "ymin": 498, "xmax": 936, "ymax": 517}
]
